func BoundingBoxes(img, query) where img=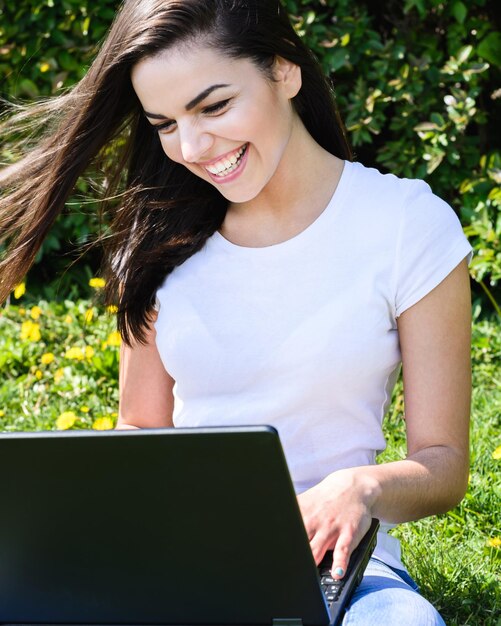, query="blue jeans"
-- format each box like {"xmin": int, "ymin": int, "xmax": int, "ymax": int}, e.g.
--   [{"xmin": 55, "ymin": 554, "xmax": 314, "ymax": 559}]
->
[{"xmin": 342, "ymin": 557, "xmax": 446, "ymax": 625}]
